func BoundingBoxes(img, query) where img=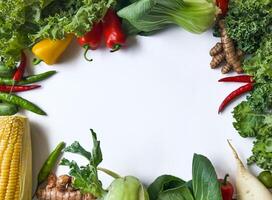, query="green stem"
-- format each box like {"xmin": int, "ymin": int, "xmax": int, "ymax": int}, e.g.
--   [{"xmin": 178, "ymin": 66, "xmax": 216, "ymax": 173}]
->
[
  {"xmin": 110, "ymin": 44, "xmax": 121, "ymax": 53},
  {"xmin": 83, "ymin": 45, "xmax": 93, "ymax": 62},
  {"xmin": 98, "ymin": 167, "xmax": 121, "ymax": 179},
  {"xmin": 33, "ymin": 58, "xmax": 42, "ymax": 66}
]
